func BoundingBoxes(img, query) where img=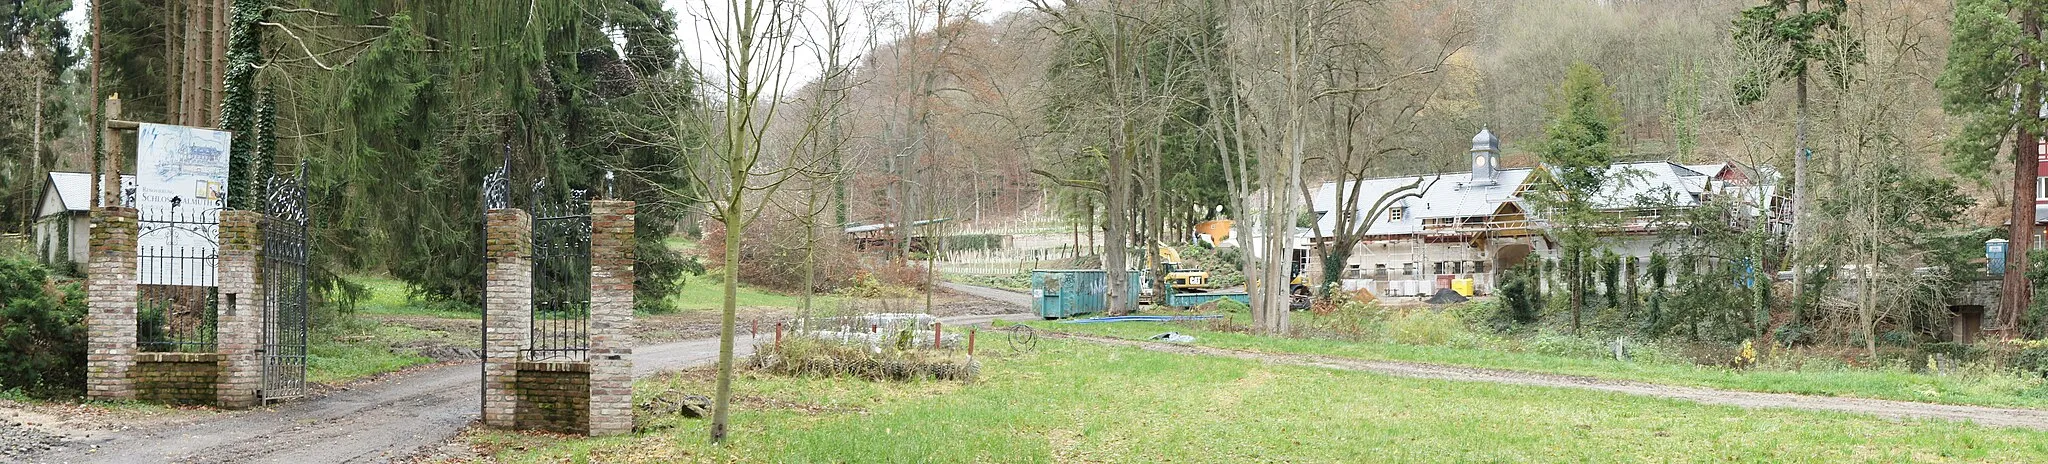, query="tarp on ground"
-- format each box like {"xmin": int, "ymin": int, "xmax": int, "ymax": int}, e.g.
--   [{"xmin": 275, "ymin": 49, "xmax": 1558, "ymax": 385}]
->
[{"xmin": 1424, "ymin": 288, "xmax": 1469, "ymax": 305}]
